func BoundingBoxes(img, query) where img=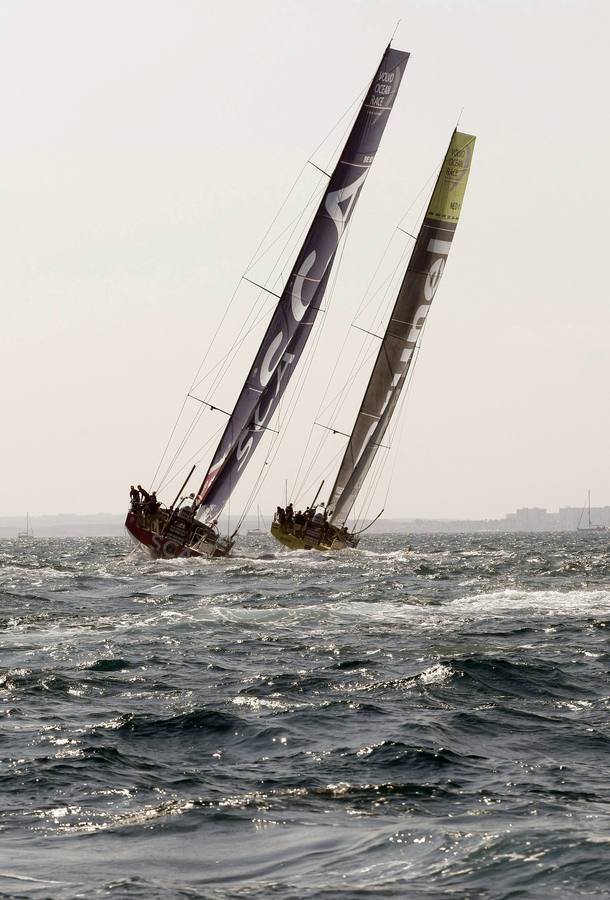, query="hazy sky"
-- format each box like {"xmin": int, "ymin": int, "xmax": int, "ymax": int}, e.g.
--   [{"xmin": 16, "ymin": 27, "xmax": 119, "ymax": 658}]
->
[{"xmin": 2, "ymin": 0, "xmax": 609, "ymax": 521}]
